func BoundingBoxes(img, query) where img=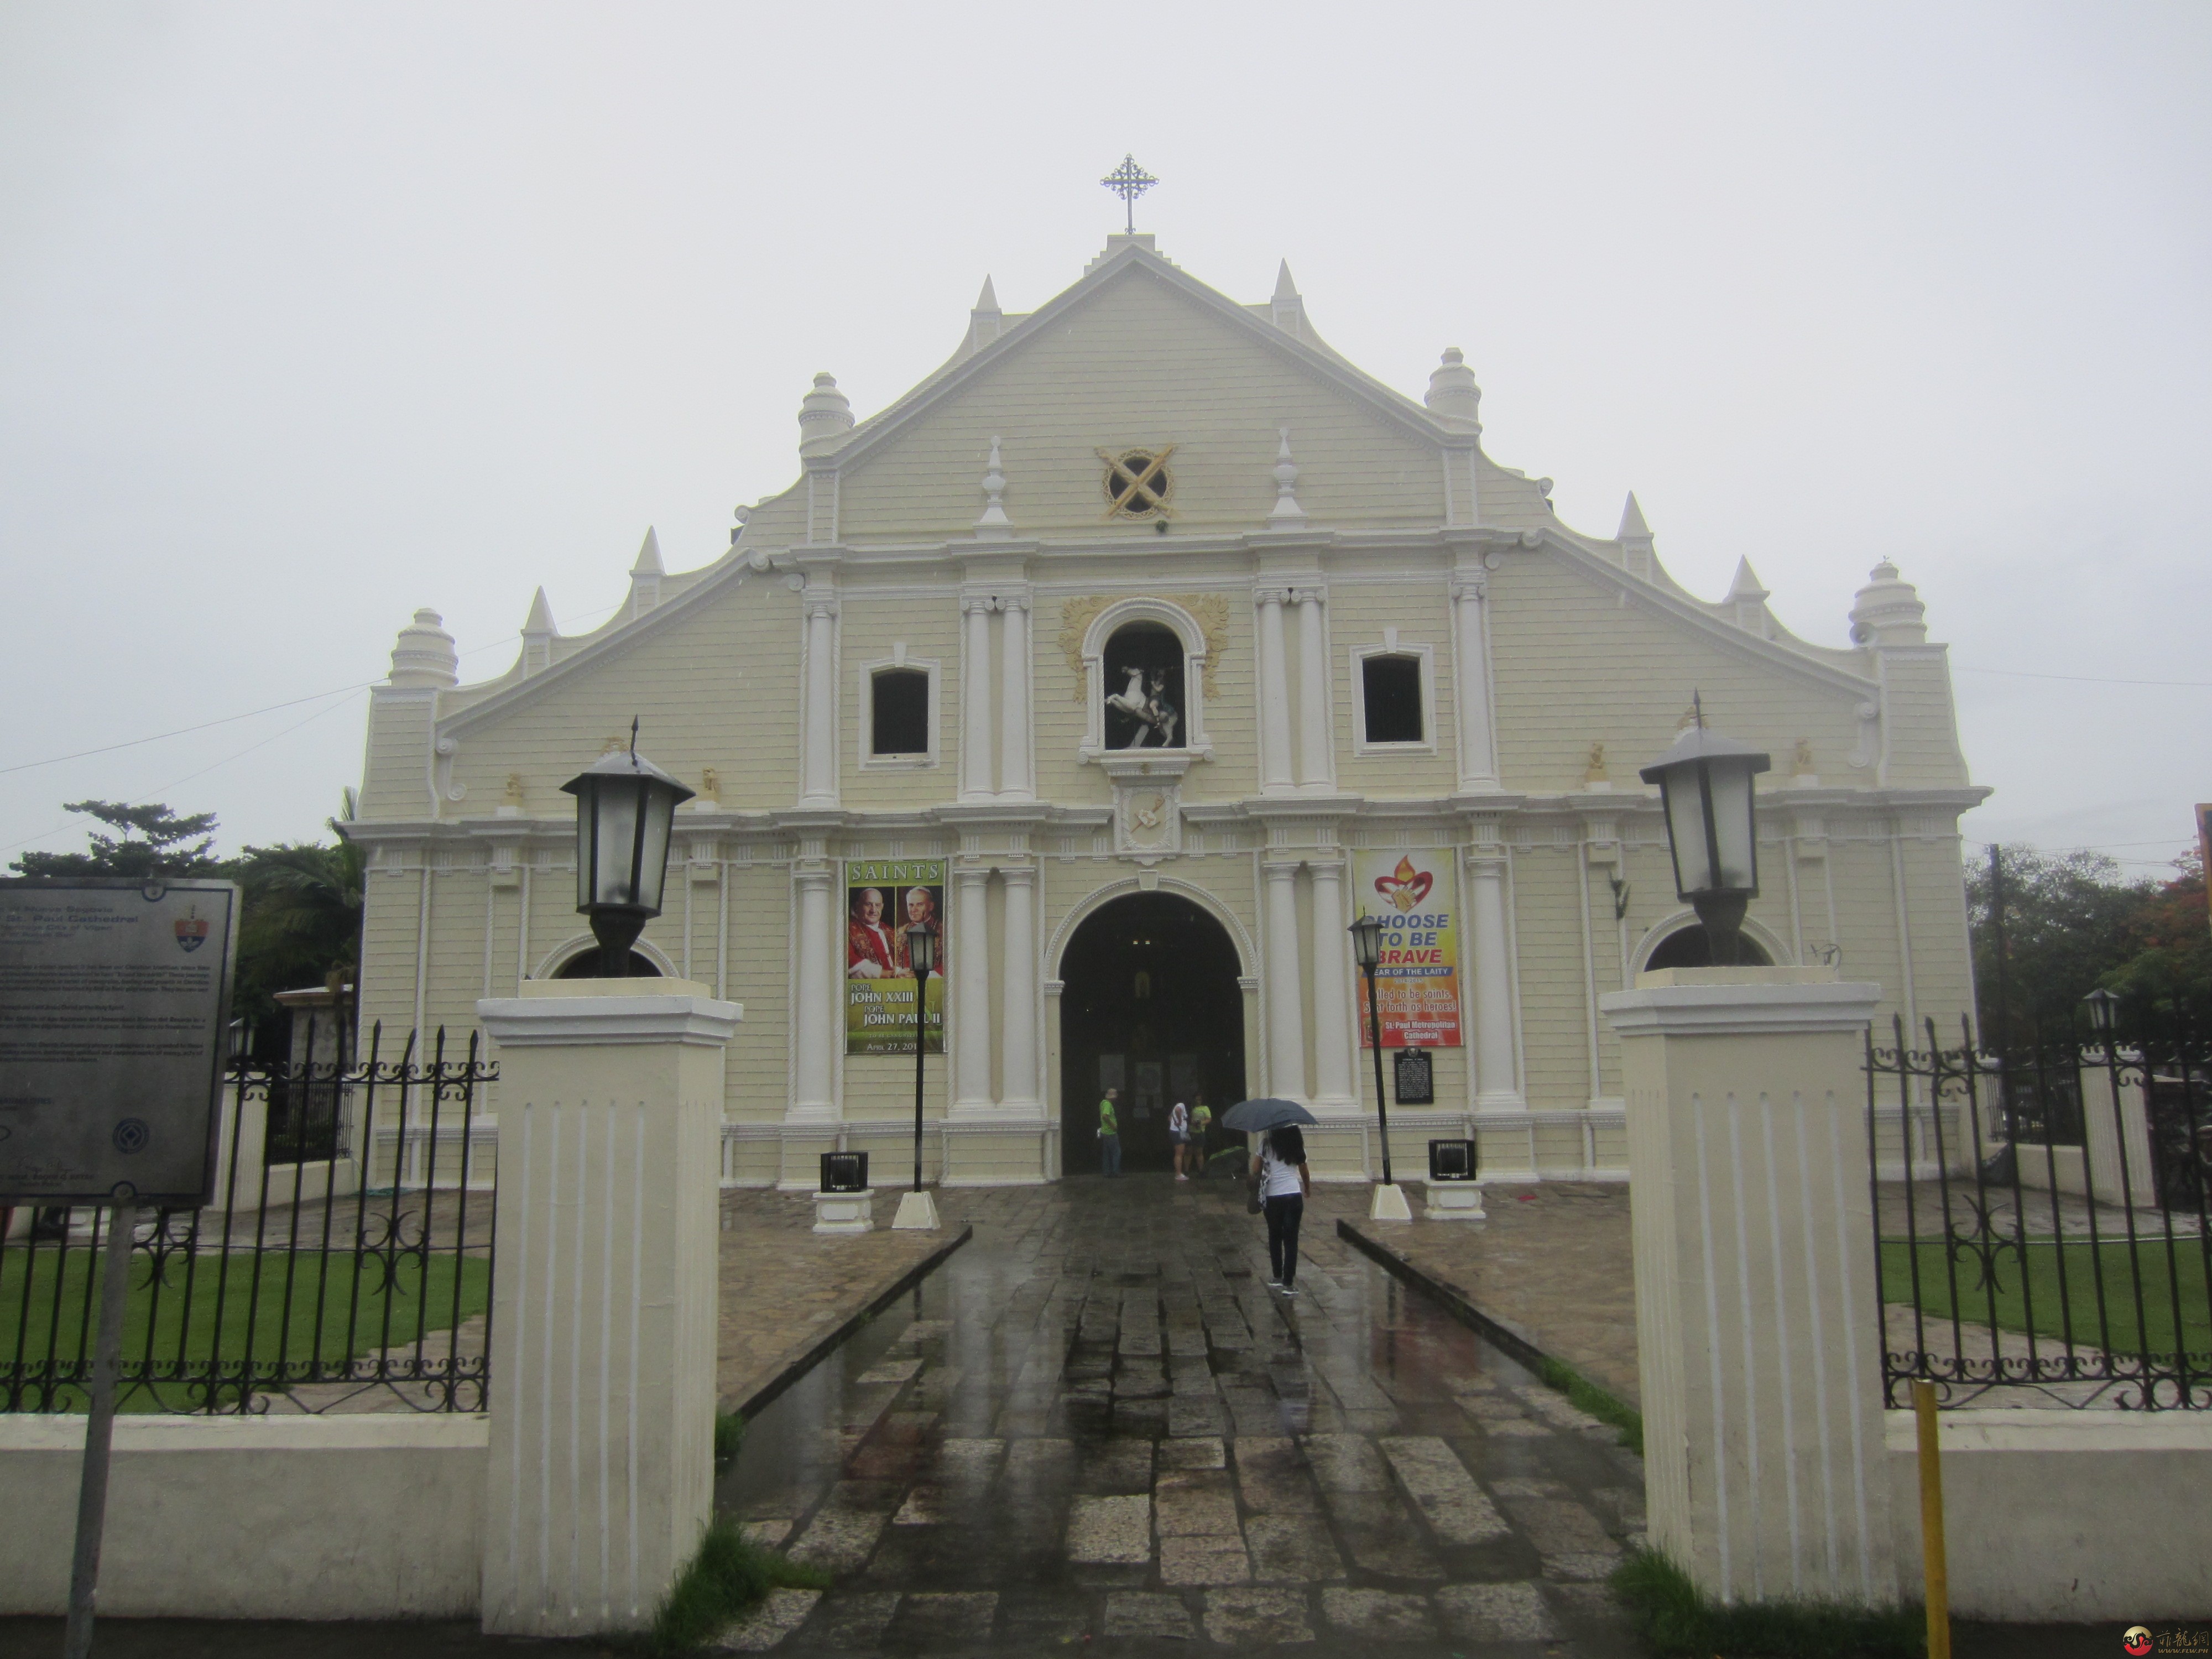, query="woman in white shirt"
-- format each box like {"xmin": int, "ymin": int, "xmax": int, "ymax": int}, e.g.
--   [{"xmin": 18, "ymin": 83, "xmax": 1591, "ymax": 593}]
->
[
  {"xmin": 1250, "ymin": 1126, "xmax": 1311, "ymax": 1293},
  {"xmin": 1168, "ymin": 1100, "xmax": 1191, "ymax": 1180}
]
